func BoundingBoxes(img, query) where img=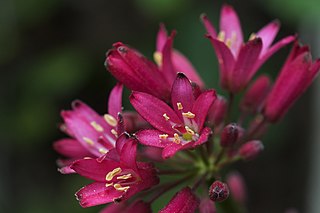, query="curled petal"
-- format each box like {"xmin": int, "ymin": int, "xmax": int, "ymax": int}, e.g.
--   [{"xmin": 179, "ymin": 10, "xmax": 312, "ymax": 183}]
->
[{"xmin": 256, "ymin": 20, "xmax": 280, "ymax": 55}]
